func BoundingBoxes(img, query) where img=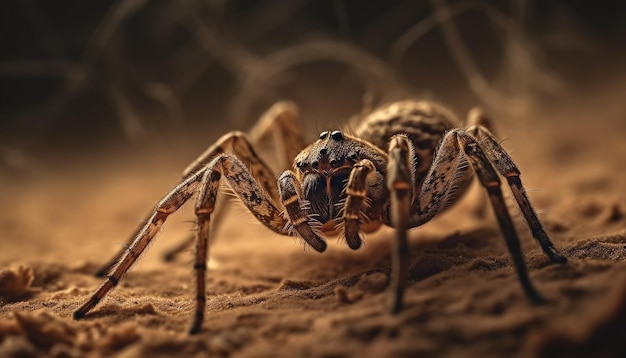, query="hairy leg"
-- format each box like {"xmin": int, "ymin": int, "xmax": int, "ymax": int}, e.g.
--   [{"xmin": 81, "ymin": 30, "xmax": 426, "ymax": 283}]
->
[
  {"xmin": 161, "ymin": 102, "xmax": 306, "ymax": 262},
  {"xmin": 76, "ymin": 153, "xmax": 293, "ymax": 332},
  {"xmin": 248, "ymin": 101, "xmax": 306, "ymax": 171},
  {"xmin": 408, "ymin": 129, "xmax": 545, "ymax": 304},
  {"xmin": 278, "ymin": 171, "xmax": 327, "ymax": 252},
  {"xmin": 189, "ymin": 169, "xmax": 217, "ymax": 334},
  {"xmin": 95, "ymin": 115, "xmax": 300, "ymax": 275},
  {"xmin": 402, "ymin": 129, "xmax": 543, "ymax": 302},
  {"xmin": 75, "ymin": 171, "xmax": 204, "ymax": 318},
  {"xmin": 341, "ymin": 159, "xmax": 377, "ymax": 250},
  {"xmin": 456, "ymin": 130, "xmax": 544, "ymax": 302},
  {"xmin": 468, "ymin": 123, "xmax": 567, "ymax": 263},
  {"xmin": 386, "ymin": 134, "xmax": 417, "ymax": 313},
  {"xmin": 188, "ymin": 154, "xmax": 292, "ymax": 333}
]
